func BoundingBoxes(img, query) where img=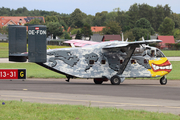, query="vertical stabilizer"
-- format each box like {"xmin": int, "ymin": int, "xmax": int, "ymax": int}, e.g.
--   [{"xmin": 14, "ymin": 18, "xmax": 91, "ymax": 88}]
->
[
  {"xmin": 8, "ymin": 25, "xmax": 27, "ymax": 62},
  {"xmin": 28, "ymin": 25, "xmax": 47, "ymax": 63}
]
